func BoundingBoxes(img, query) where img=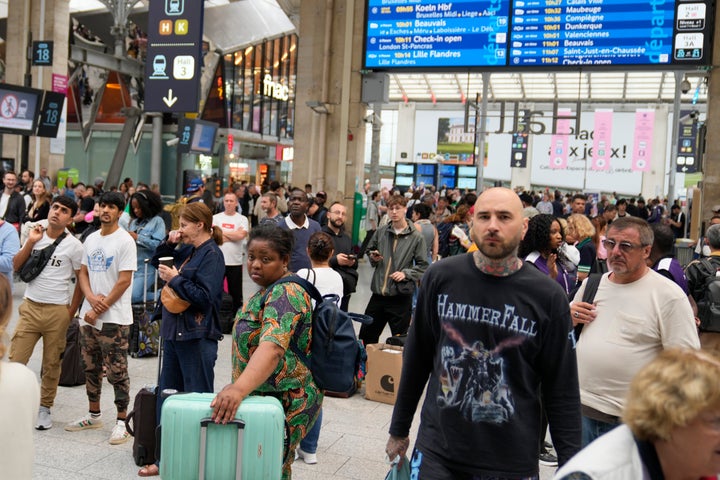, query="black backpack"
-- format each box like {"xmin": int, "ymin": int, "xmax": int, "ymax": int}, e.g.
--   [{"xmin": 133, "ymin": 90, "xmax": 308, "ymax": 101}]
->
[
  {"xmin": 260, "ymin": 276, "xmax": 373, "ymax": 397},
  {"xmin": 696, "ymin": 259, "xmax": 720, "ymax": 332}
]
